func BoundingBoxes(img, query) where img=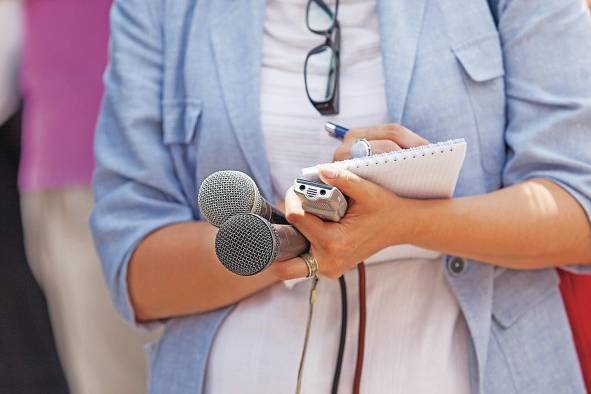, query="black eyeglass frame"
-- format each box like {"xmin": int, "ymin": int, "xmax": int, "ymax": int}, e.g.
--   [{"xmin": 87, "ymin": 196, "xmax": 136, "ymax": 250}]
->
[{"xmin": 304, "ymin": 0, "xmax": 341, "ymax": 115}]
